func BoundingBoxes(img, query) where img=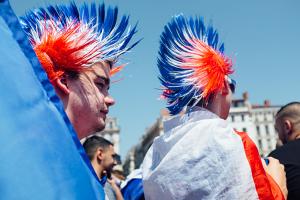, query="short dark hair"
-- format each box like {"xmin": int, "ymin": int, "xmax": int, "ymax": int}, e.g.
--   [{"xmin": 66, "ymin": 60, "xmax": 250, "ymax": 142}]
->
[
  {"xmin": 276, "ymin": 102, "xmax": 300, "ymax": 120},
  {"xmin": 82, "ymin": 135, "xmax": 113, "ymax": 161}
]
